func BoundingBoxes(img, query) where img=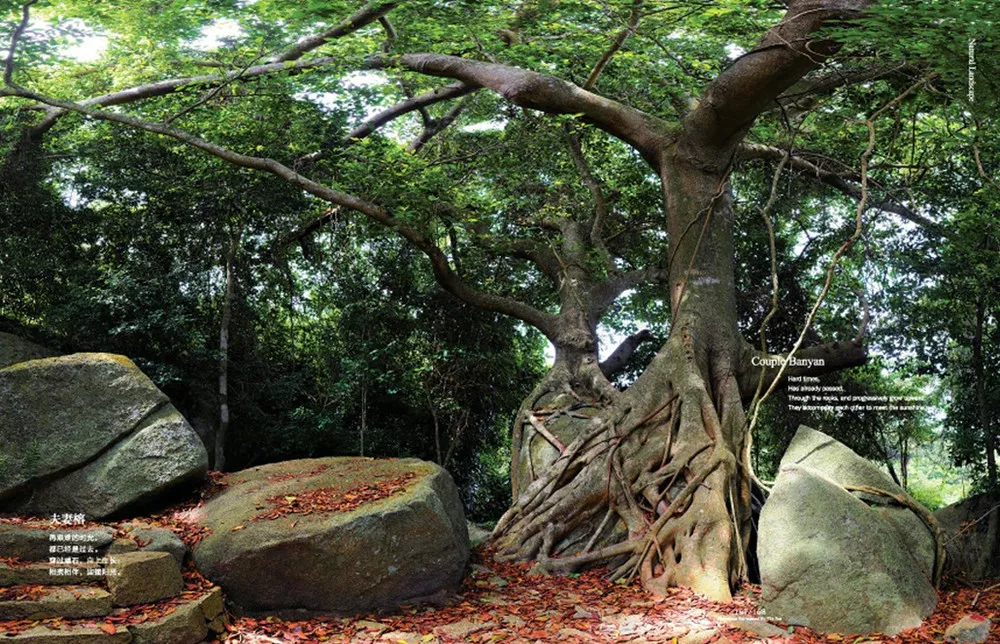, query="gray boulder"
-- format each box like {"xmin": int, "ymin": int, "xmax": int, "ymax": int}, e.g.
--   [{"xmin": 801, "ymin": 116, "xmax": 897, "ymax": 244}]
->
[
  {"xmin": 935, "ymin": 492, "xmax": 1000, "ymax": 581},
  {"xmin": 759, "ymin": 465, "xmax": 938, "ymax": 635},
  {"xmin": 0, "ymin": 332, "xmax": 57, "ymax": 369},
  {"xmin": 758, "ymin": 426, "xmax": 939, "ymax": 636},
  {"xmin": 0, "ymin": 353, "xmax": 208, "ymax": 518},
  {"xmin": 780, "ymin": 425, "xmax": 937, "ymax": 578},
  {"xmin": 191, "ymin": 457, "xmax": 469, "ymax": 614}
]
